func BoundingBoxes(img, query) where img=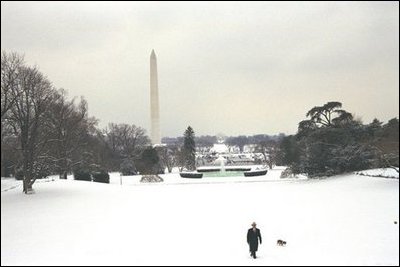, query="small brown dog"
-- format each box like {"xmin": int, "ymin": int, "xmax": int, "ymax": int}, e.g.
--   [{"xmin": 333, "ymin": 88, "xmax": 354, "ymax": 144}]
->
[{"xmin": 277, "ymin": 239, "xmax": 287, "ymax": 246}]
